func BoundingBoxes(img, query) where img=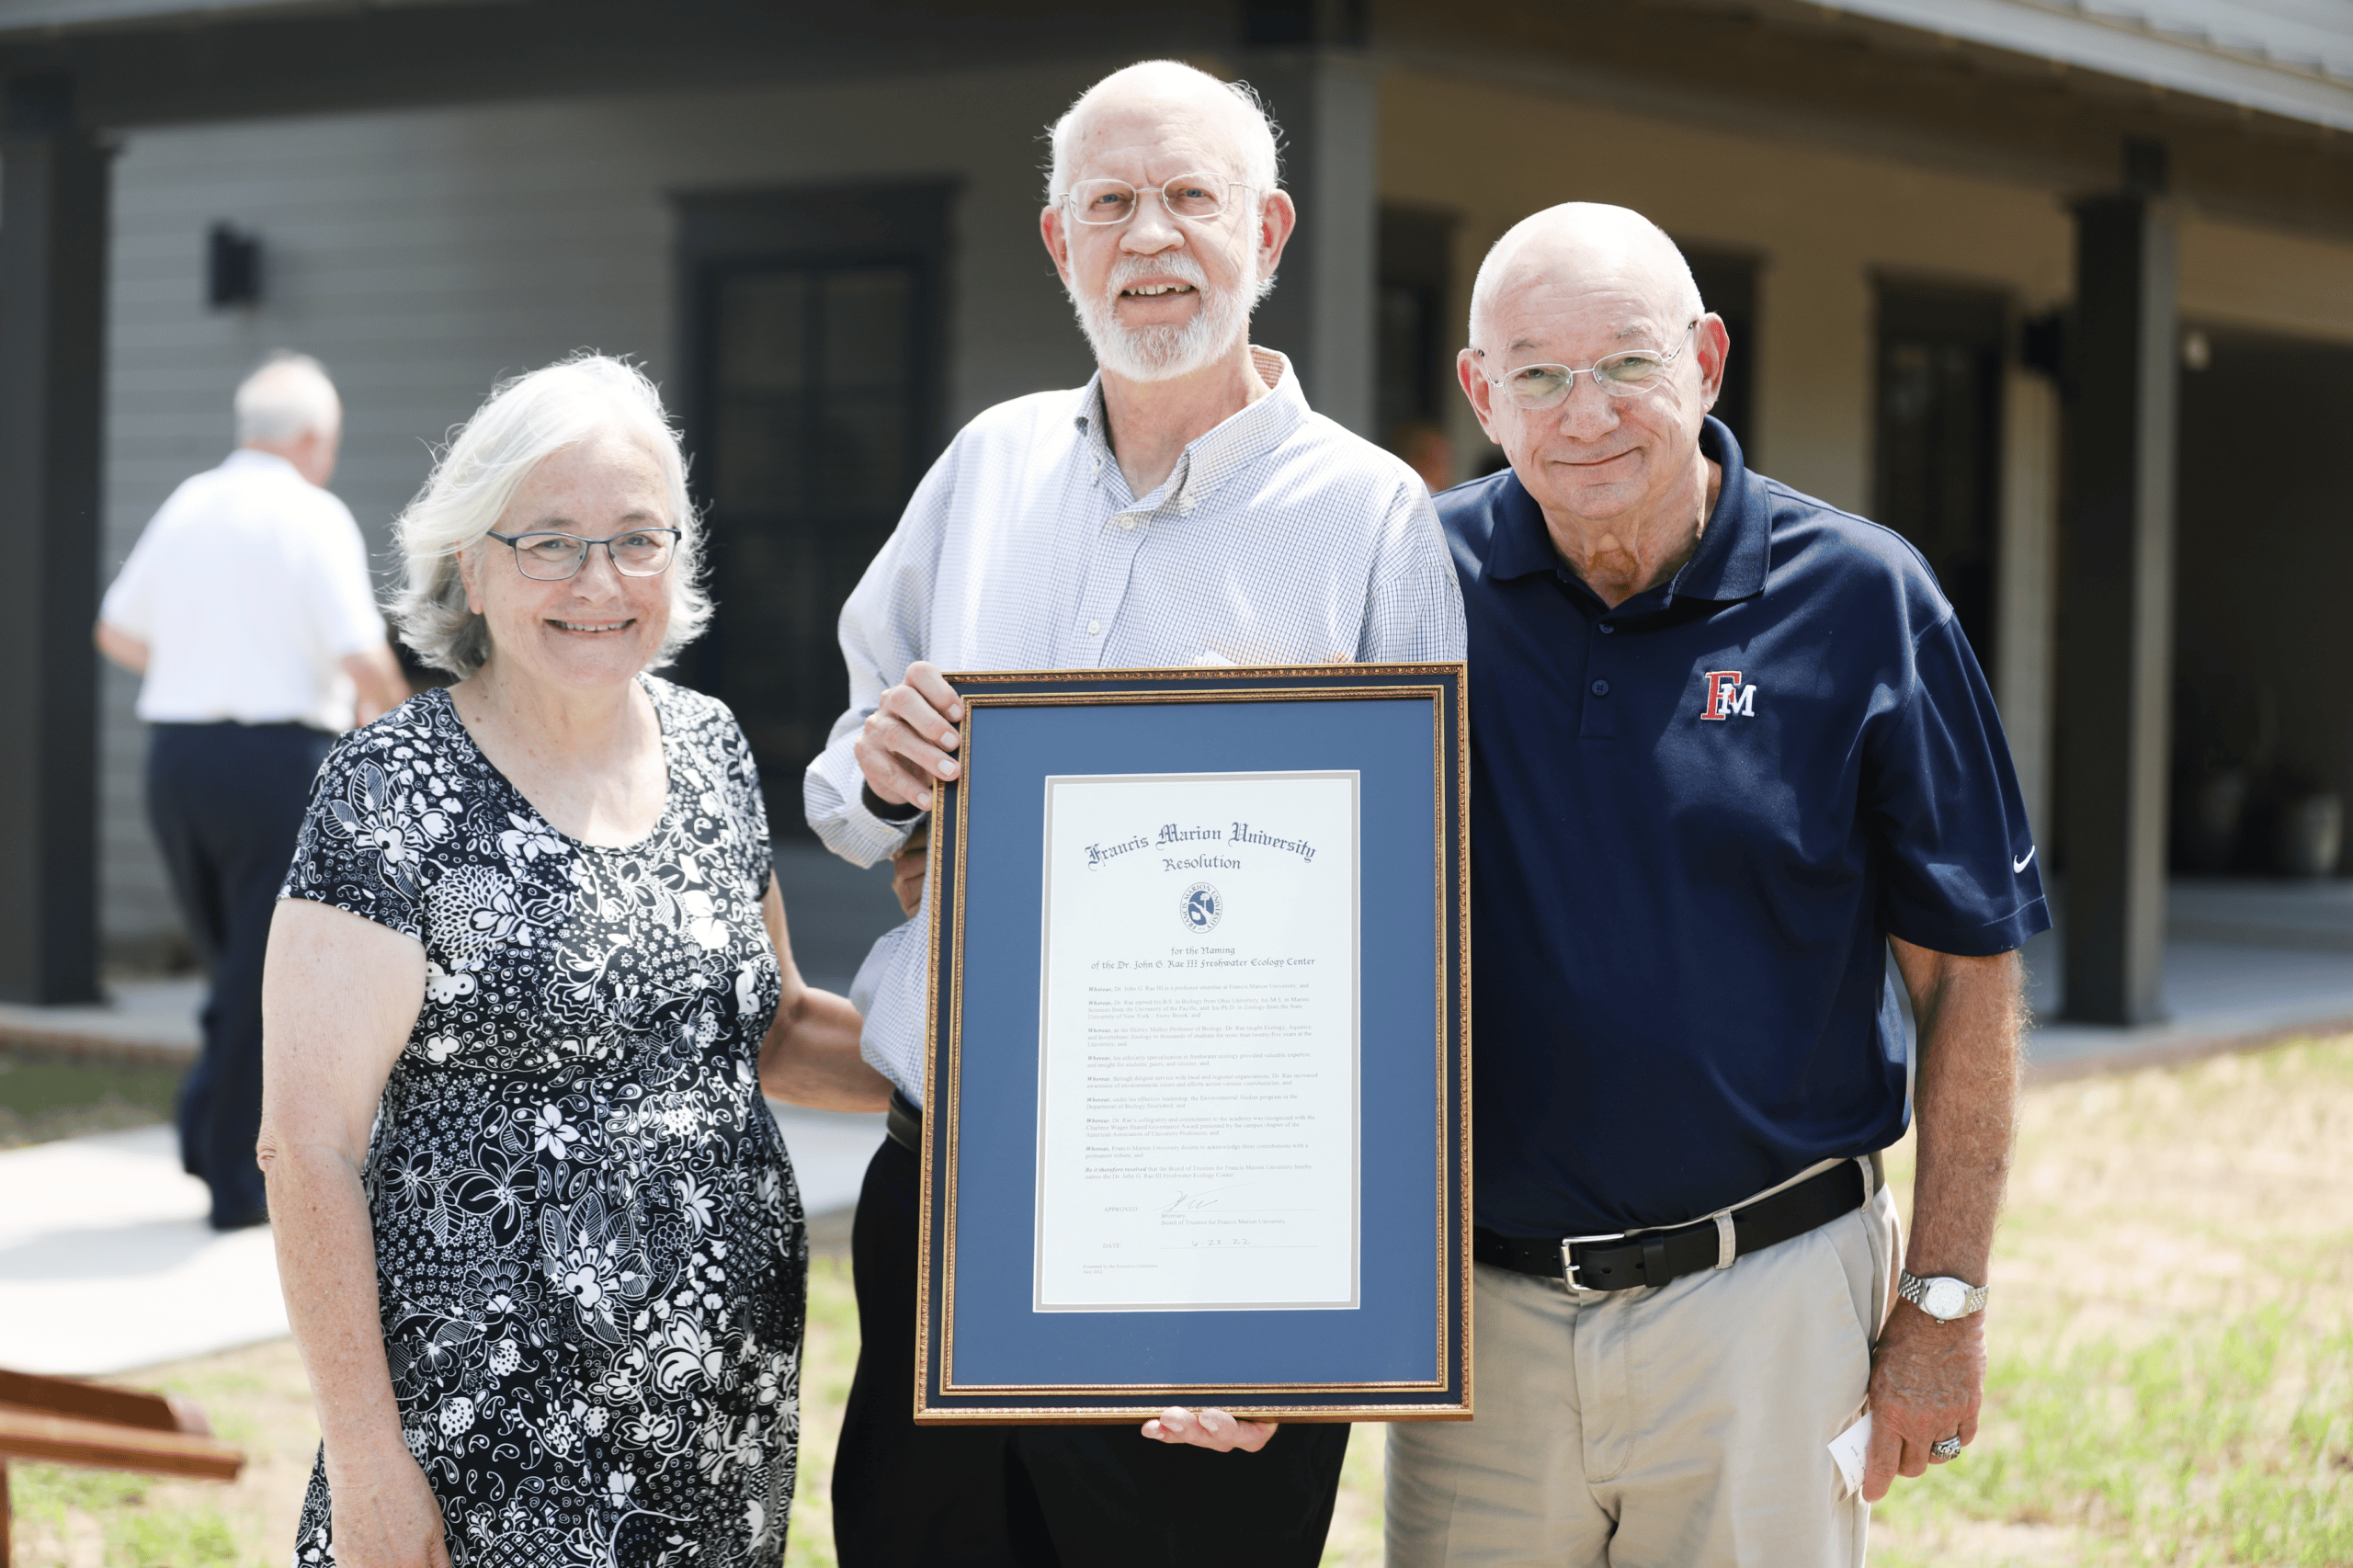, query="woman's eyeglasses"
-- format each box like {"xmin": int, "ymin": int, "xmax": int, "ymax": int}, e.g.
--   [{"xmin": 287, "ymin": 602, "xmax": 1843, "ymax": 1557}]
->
[{"xmin": 484, "ymin": 528, "xmax": 681, "ymax": 582}]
